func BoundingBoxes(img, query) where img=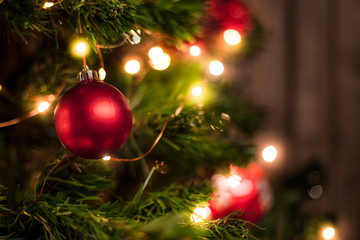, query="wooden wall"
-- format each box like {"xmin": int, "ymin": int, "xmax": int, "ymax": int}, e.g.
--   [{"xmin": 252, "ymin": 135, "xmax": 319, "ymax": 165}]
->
[{"xmin": 241, "ymin": 0, "xmax": 360, "ymax": 239}]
